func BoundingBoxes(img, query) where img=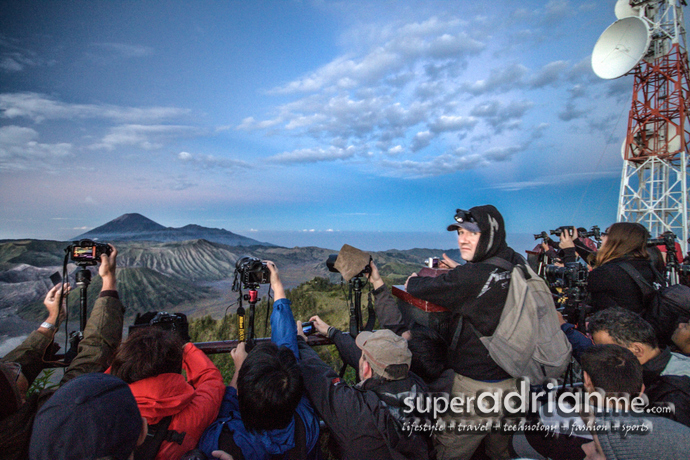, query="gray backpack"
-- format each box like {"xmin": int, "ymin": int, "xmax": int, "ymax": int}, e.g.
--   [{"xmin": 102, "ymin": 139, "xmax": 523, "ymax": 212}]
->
[{"xmin": 452, "ymin": 257, "xmax": 572, "ymax": 384}]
